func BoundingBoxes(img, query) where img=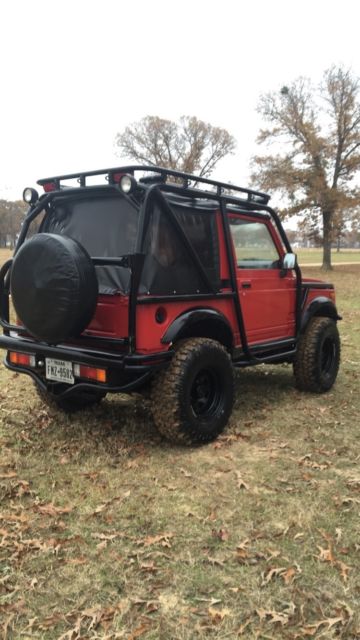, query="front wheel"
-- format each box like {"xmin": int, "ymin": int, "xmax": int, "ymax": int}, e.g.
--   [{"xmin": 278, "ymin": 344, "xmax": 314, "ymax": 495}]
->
[
  {"xmin": 293, "ymin": 317, "xmax": 340, "ymax": 392},
  {"xmin": 151, "ymin": 338, "xmax": 234, "ymax": 445}
]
